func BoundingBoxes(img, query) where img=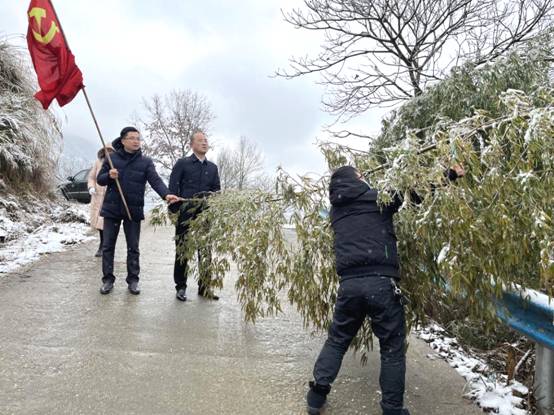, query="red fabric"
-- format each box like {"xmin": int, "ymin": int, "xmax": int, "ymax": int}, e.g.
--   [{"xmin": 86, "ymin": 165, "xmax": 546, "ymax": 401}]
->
[{"xmin": 27, "ymin": 0, "xmax": 83, "ymax": 109}]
